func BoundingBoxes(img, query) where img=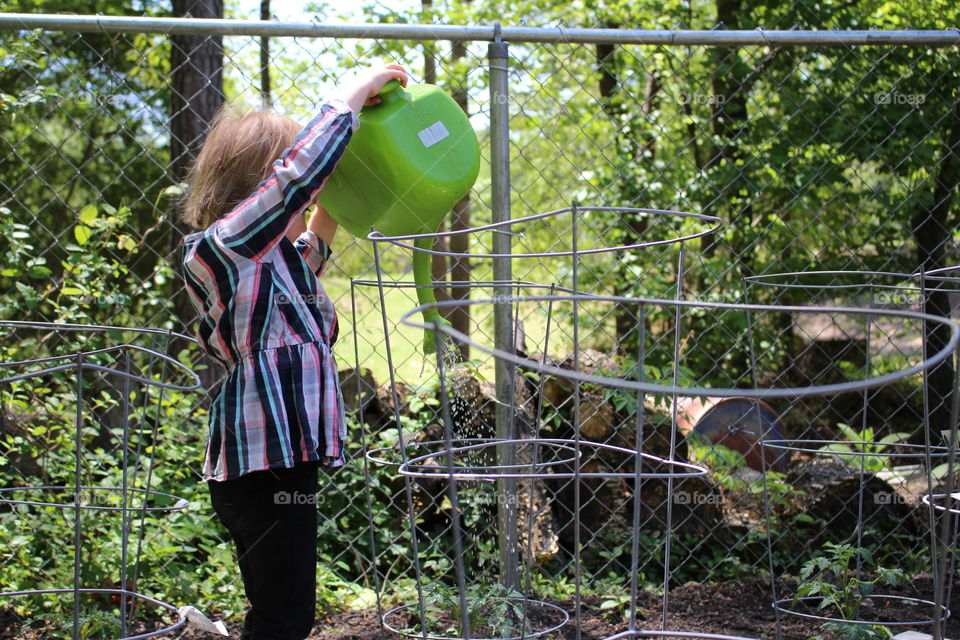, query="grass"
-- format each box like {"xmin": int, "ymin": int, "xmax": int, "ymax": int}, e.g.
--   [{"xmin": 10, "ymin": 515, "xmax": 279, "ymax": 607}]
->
[
  {"xmin": 325, "ymin": 276, "xmax": 433, "ymax": 384},
  {"xmin": 322, "ymin": 275, "xmax": 598, "ymax": 387}
]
